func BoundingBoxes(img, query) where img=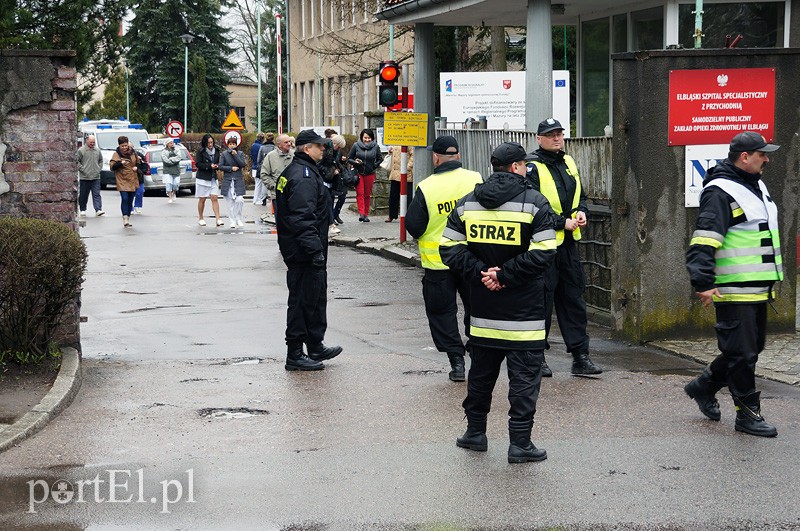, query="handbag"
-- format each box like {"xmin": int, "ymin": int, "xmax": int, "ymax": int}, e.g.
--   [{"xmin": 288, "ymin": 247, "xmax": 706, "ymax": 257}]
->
[
  {"xmin": 341, "ymin": 167, "xmax": 360, "ymax": 189},
  {"xmin": 379, "ymin": 154, "xmax": 392, "ymax": 170}
]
